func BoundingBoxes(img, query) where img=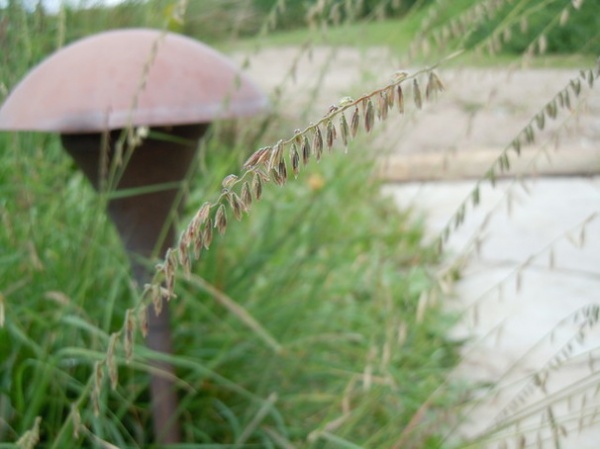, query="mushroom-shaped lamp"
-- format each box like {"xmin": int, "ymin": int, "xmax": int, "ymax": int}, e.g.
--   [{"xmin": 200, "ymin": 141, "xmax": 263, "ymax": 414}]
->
[{"xmin": 0, "ymin": 28, "xmax": 267, "ymax": 444}]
